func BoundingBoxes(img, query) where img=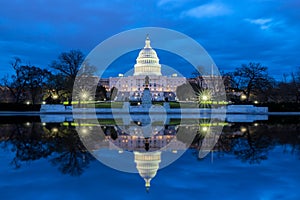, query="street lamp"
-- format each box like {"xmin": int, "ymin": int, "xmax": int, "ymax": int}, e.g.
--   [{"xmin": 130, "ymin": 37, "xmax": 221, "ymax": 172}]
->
[
  {"xmin": 197, "ymin": 89, "xmax": 212, "ymax": 107},
  {"xmin": 240, "ymin": 94, "xmax": 247, "ymax": 101},
  {"xmin": 81, "ymin": 92, "xmax": 88, "ymax": 100},
  {"xmin": 202, "ymin": 95, "xmax": 208, "ymax": 101}
]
